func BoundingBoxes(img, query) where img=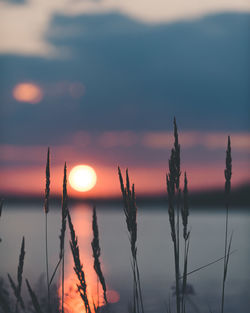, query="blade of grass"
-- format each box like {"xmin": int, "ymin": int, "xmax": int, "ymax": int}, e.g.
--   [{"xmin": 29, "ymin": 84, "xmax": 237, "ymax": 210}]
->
[
  {"xmin": 49, "ymin": 257, "xmax": 62, "ymax": 287},
  {"xmin": 7, "ymin": 274, "xmax": 25, "ymax": 311},
  {"xmin": 179, "ymin": 249, "xmax": 237, "ymax": 279},
  {"xmin": 7, "ymin": 237, "xmax": 25, "ymax": 312},
  {"xmin": 16, "ymin": 237, "xmax": 25, "ymax": 312},
  {"xmin": 26, "ymin": 279, "xmax": 43, "ymax": 313}
]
